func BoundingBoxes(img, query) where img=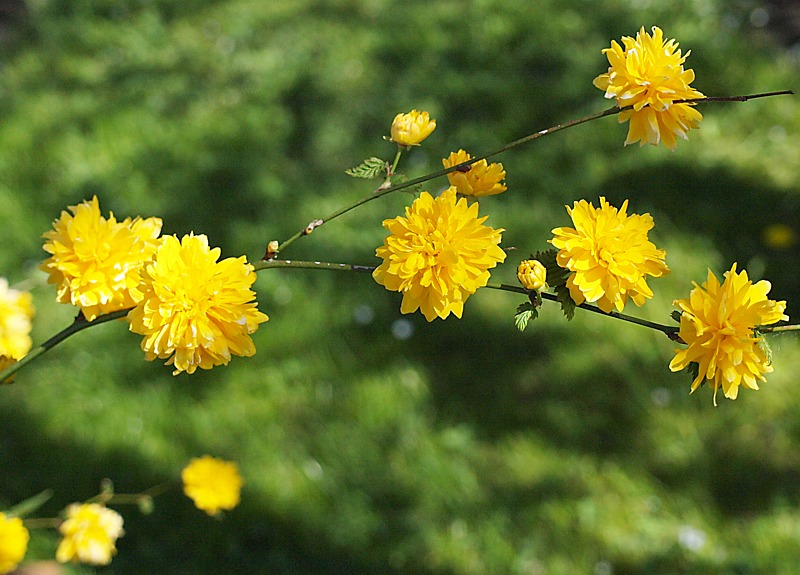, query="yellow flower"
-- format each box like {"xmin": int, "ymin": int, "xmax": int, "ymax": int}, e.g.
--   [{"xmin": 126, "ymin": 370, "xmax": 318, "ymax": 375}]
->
[
  {"xmin": 56, "ymin": 503, "xmax": 124, "ymax": 566},
  {"xmin": 0, "ymin": 278, "xmax": 33, "ymax": 360},
  {"xmin": 373, "ymin": 187, "xmax": 506, "ymax": 321},
  {"xmin": 127, "ymin": 234, "xmax": 268, "ymax": 375},
  {"xmin": 549, "ymin": 197, "xmax": 669, "ymax": 313},
  {"xmin": 593, "ymin": 26, "xmax": 704, "ymax": 149},
  {"xmin": 442, "ymin": 149, "xmax": 507, "ymax": 197},
  {"xmin": 182, "ymin": 455, "xmax": 243, "ymax": 515},
  {"xmin": 763, "ymin": 223, "xmax": 796, "ymax": 249},
  {"xmin": 390, "ymin": 109, "xmax": 436, "ymax": 147},
  {"xmin": 670, "ymin": 264, "xmax": 788, "ymax": 404},
  {"xmin": 517, "ymin": 260, "xmax": 548, "ymax": 292},
  {"xmin": 41, "ymin": 196, "xmax": 162, "ymax": 321},
  {"xmin": 0, "ymin": 513, "xmax": 28, "ymax": 574}
]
